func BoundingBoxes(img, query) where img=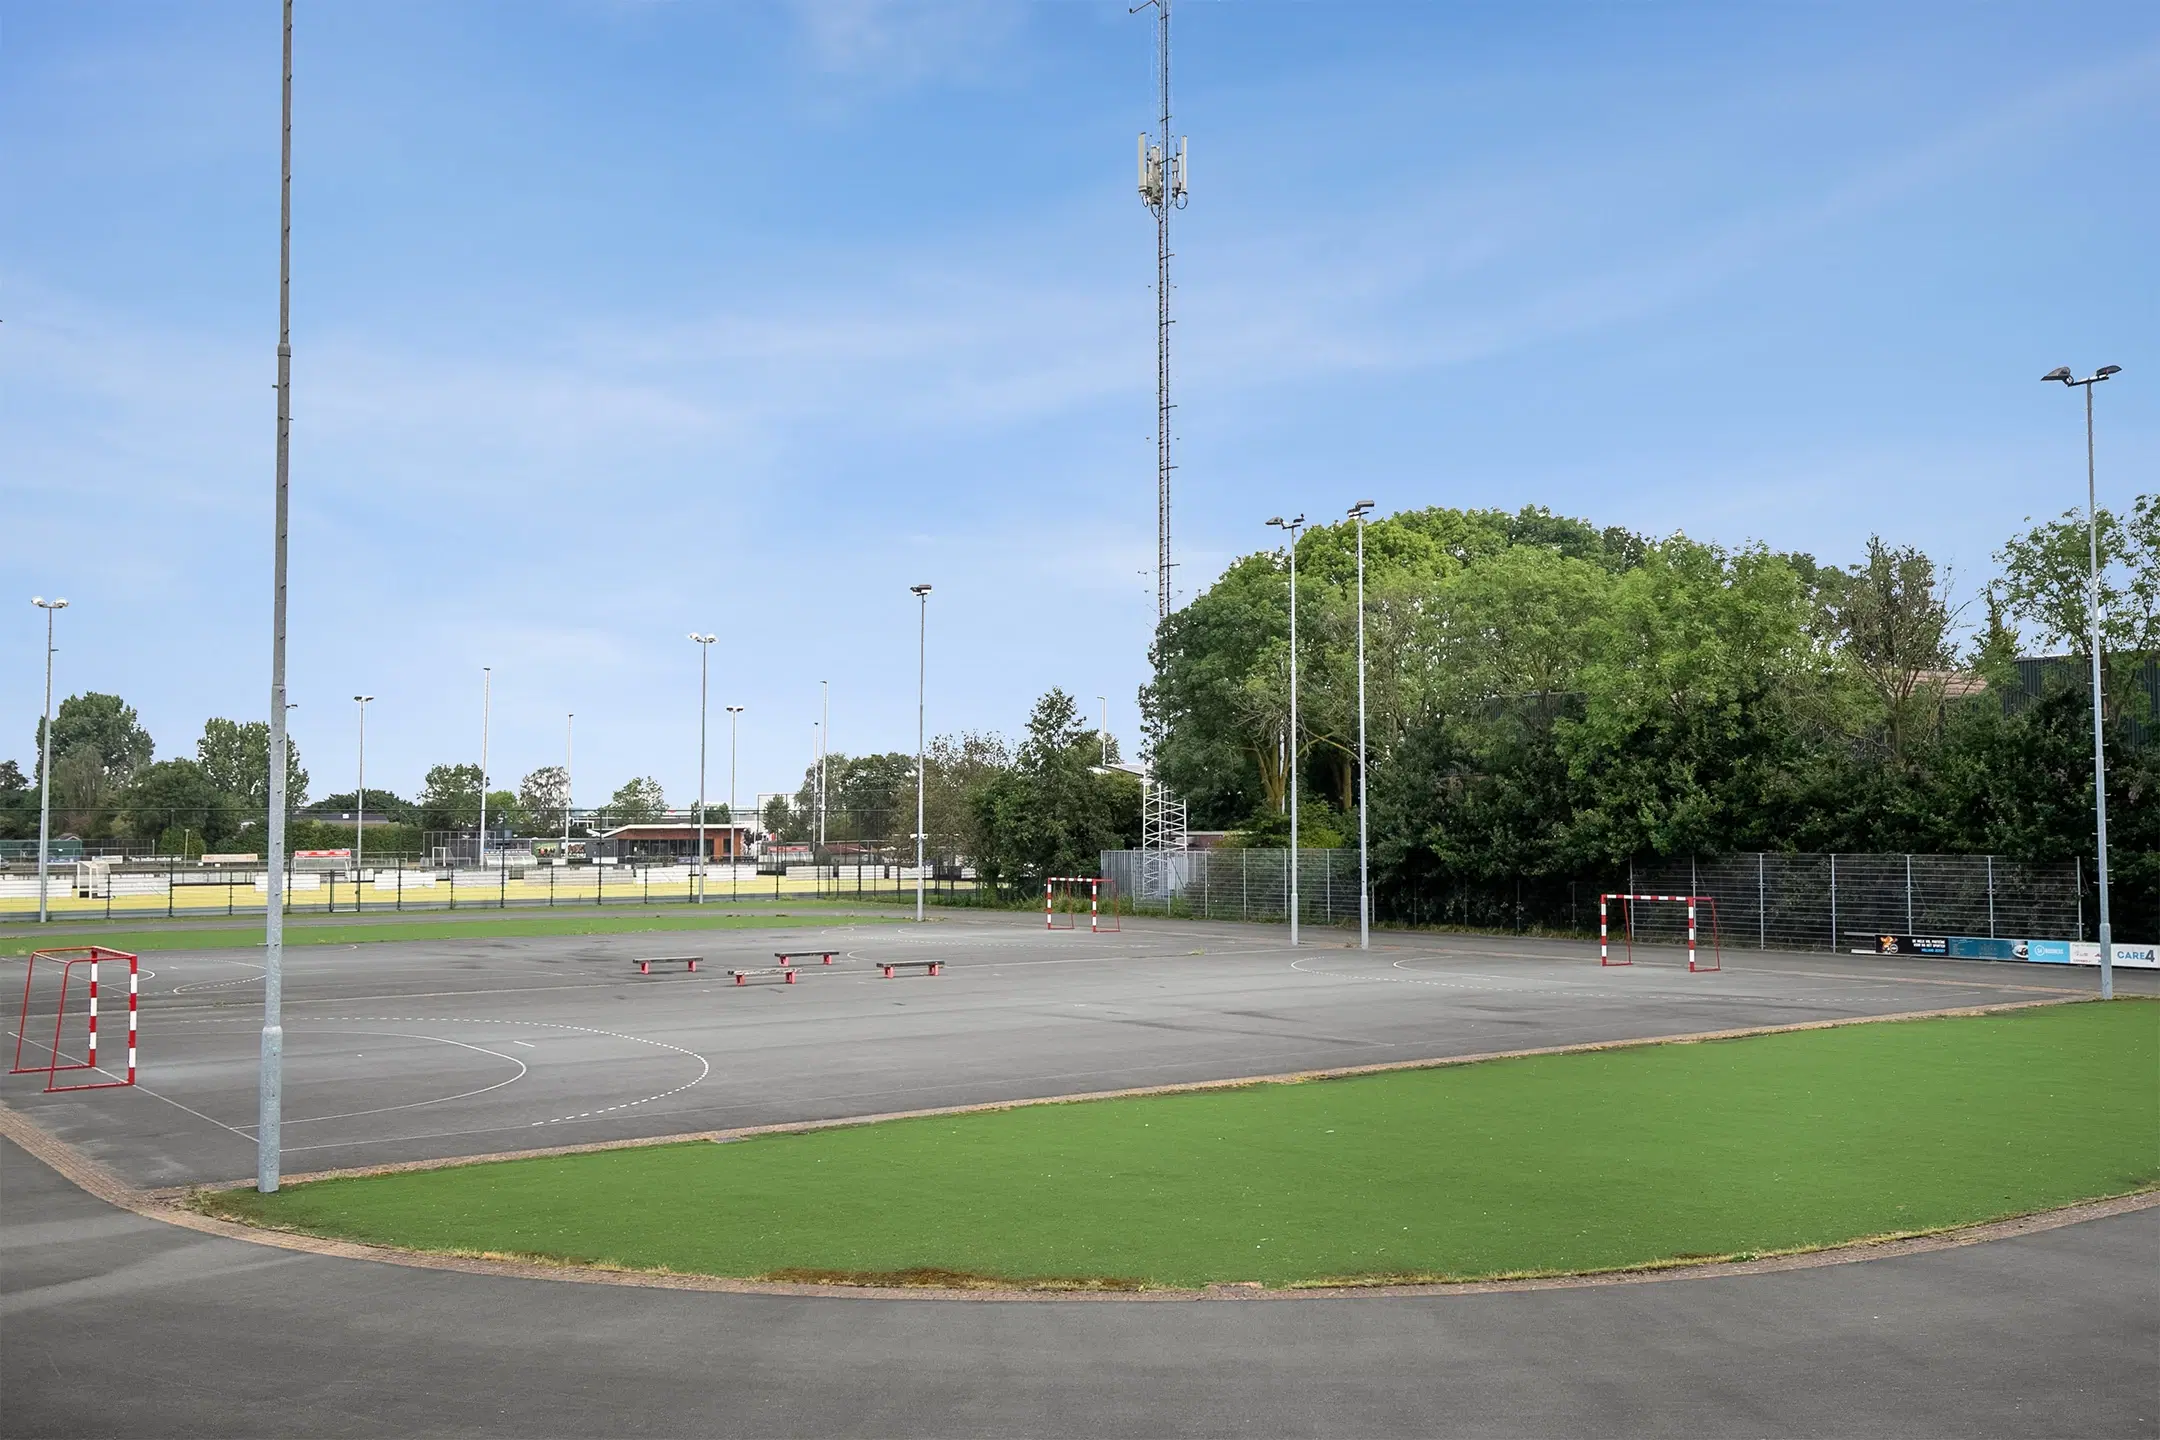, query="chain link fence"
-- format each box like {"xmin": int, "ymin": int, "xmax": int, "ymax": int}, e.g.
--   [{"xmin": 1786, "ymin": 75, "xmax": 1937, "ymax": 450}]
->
[{"xmin": 1101, "ymin": 849, "xmax": 2090, "ymax": 950}]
